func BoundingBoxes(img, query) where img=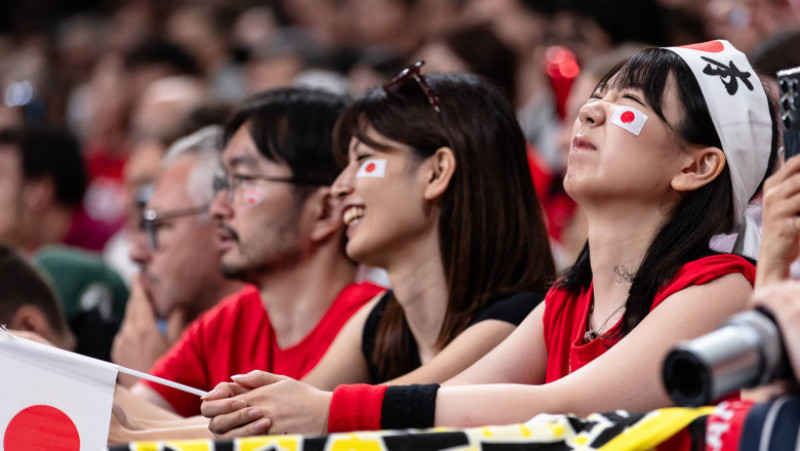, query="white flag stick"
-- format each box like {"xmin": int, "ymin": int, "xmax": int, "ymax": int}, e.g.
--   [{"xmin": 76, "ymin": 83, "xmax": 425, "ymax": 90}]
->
[
  {"xmin": 1, "ymin": 326, "xmax": 207, "ymax": 398},
  {"xmin": 115, "ymin": 366, "xmax": 208, "ymax": 397}
]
